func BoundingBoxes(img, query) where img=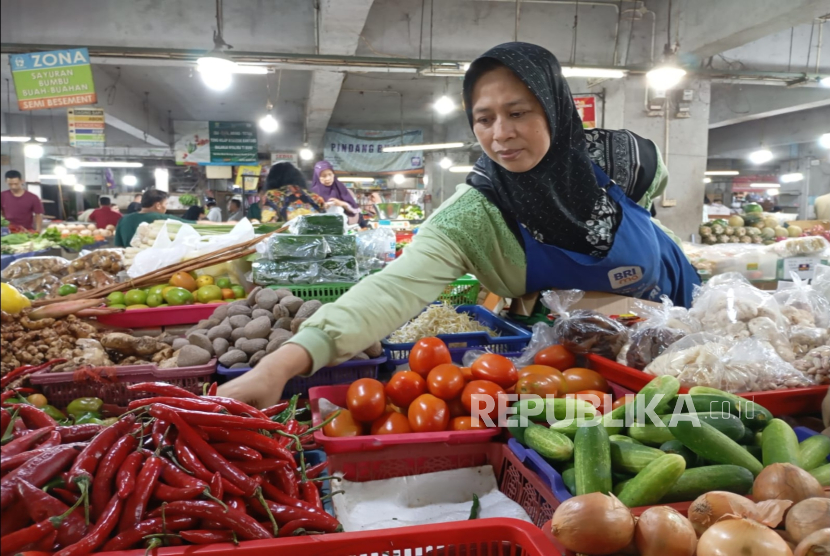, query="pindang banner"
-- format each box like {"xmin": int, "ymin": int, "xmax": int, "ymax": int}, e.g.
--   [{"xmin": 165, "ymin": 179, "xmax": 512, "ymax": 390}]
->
[
  {"xmin": 10, "ymin": 48, "xmax": 97, "ymax": 111},
  {"xmin": 323, "ymin": 128, "xmax": 424, "ymax": 173}
]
